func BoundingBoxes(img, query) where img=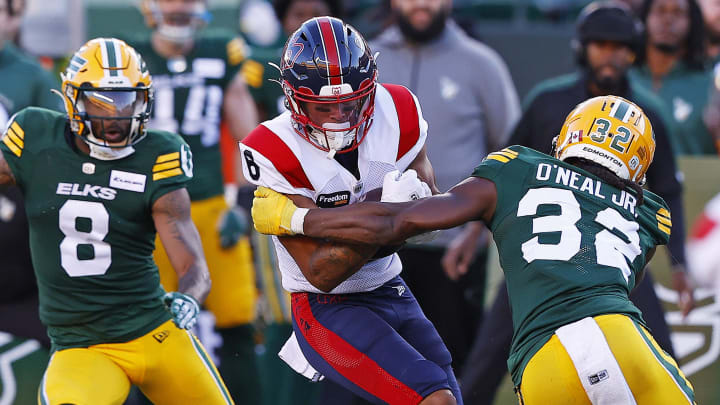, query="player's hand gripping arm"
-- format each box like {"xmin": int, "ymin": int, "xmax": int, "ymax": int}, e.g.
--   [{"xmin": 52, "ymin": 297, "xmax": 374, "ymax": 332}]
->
[
  {"xmin": 275, "ymin": 194, "xmax": 381, "ymax": 293},
  {"xmin": 153, "ymin": 188, "xmax": 211, "ymax": 329},
  {"xmin": 253, "ymin": 176, "xmax": 498, "ymax": 247}
]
